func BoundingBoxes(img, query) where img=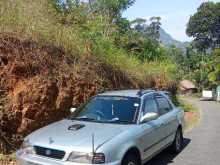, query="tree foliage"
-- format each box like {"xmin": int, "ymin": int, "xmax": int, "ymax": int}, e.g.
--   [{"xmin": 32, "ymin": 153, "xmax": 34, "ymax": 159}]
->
[
  {"xmin": 114, "ymin": 16, "xmax": 166, "ymax": 61},
  {"xmin": 186, "ymin": 2, "xmax": 220, "ymax": 51},
  {"xmin": 207, "ymin": 49, "xmax": 220, "ymax": 84},
  {"xmin": 90, "ymin": 0, "xmax": 135, "ymax": 22}
]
